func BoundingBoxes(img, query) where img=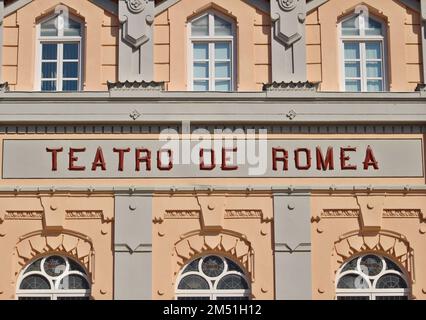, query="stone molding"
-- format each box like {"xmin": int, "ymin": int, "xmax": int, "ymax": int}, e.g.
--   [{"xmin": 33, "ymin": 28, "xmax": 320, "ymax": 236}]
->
[
  {"xmin": 164, "ymin": 210, "xmax": 200, "ymax": 219},
  {"xmin": 224, "ymin": 209, "xmax": 263, "ymax": 219},
  {"xmin": 65, "ymin": 210, "xmax": 103, "ymax": 219},
  {"xmin": 4, "ymin": 211, "xmax": 43, "ymax": 220},
  {"xmin": 319, "ymin": 208, "xmax": 423, "ymax": 218}
]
